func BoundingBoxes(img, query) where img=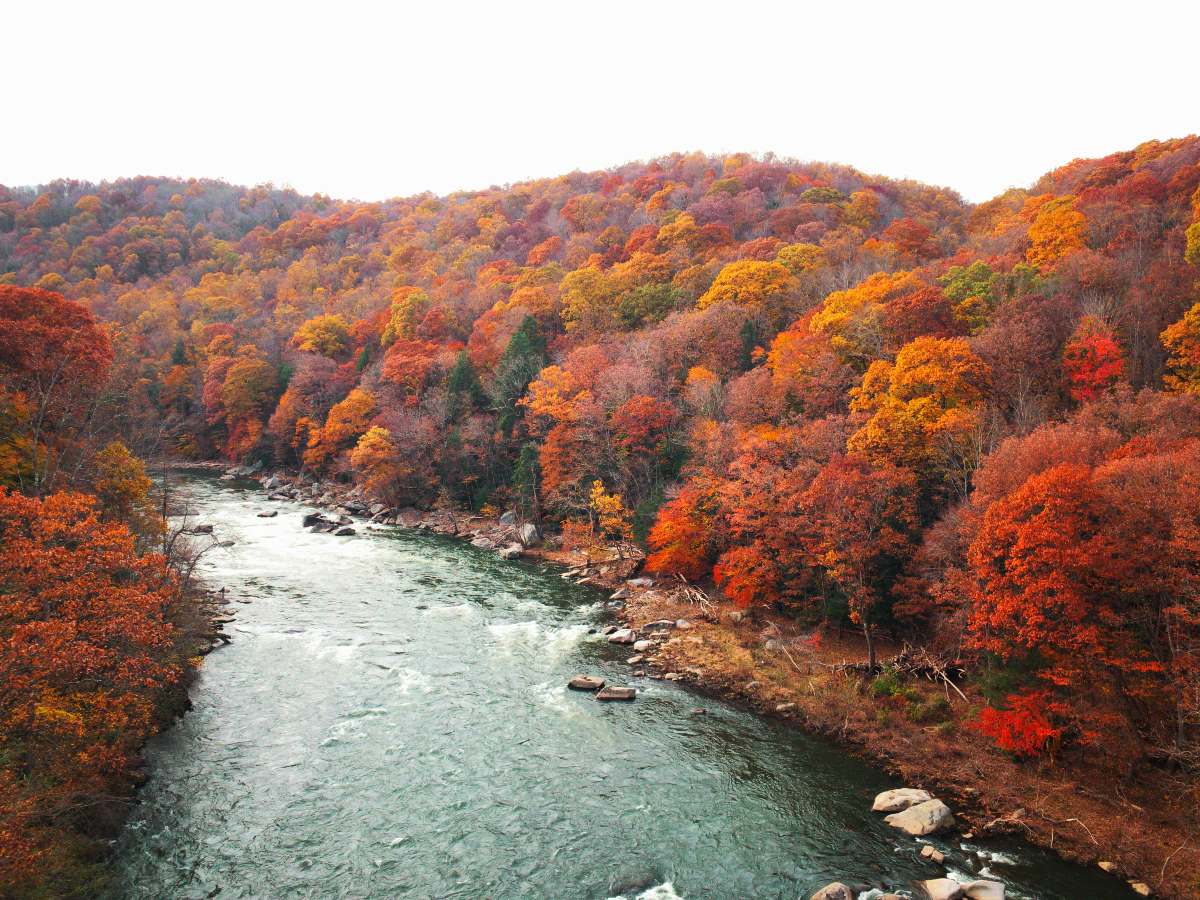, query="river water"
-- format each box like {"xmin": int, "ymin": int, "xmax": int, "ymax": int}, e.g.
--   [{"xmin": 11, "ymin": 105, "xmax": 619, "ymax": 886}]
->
[{"xmin": 111, "ymin": 475, "xmax": 1130, "ymax": 899}]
